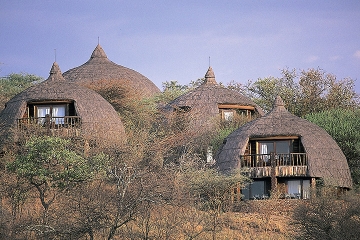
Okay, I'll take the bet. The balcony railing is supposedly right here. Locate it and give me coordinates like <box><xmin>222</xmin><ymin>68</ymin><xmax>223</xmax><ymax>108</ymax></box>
<box><xmin>17</xmin><ymin>116</ymin><xmax>81</xmax><ymax>130</ymax></box>
<box><xmin>241</xmin><ymin>153</ymin><xmax>307</xmax><ymax>168</ymax></box>
<box><xmin>240</xmin><ymin>153</ymin><xmax>308</xmax><ymax>178</ymax></box>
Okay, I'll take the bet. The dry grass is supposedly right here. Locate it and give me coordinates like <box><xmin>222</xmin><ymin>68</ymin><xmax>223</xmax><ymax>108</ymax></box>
<box><xmin>211</xmin><ymin>199</ymin><xmax>300</xmax><ymax>240</ymax></box>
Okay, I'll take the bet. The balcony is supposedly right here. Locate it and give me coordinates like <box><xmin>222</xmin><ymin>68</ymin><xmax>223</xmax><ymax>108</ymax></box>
<box><xmin>240</xmin><ymin>153</ymin><xmax>308</xmax><ymax>178</ymax></box>
<box><xmin>17</xmin><ymin>116</ymin><xmax>81</xmax><ymax>137</ymax></box>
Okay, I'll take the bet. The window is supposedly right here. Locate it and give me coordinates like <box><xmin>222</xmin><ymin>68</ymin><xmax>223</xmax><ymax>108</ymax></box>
<box><xmin>36</xmin><ymin>105</ymin><xmax>66</xmax><ymax>124</ymax></box>
<box><xmin>218</xmin><ymin>104</ymin><xmax>256</xmax><ymax>121</ymax></box>
<box><xmin>258</xmin><ymin>140</ymin><xmax>290</xmax><ymax>155</ymax></box>
<box><xmin>24</xmin><ymin>100</ymin><xmax>77</xmax><ymax>125</ymax></box>
<box><xmin>223</xmin><ymin>110</ymin><xmax>234</xmax><ymax>121</ymax></box>
<box><xmin>257</xmin><ymin>140</ymin><xmax>290</xmax><ymax>165</ymax></box>
<box><xmin>286</xmin><ymin>179</ymin><xmax>310</xmax><ymax>199</ymax></box>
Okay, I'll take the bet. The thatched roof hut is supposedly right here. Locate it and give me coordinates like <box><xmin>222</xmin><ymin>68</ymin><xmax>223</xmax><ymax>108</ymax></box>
<box><xmin>216</xmin><ymin>96</ymin><xmax>352</xmax><ymax>189</ymax></box>
<box><xmin>0</xmin><ymin>62</ymin><xmax>126</xmax><ymax>149</ymax></box>
<box><xmin>165</xmin><ymin>67</ymin><xmax>264</xmax><ymax>130</ymax></box>
<box><xmin>63</xmin><ymin>44</ymin><xmax>160</xmax><ymax>99</ymax></box>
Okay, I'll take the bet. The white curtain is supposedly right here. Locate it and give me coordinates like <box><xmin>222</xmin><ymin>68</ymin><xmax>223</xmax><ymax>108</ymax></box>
<box><xmin>52</xmin><ymin>105</ymin><xmax>66</xmax><ymax>124</ymax></box>
<box><xmin>36</xmin><ymin>105</ymin><xmax>66</xmax><ymax>124</ymax></box>
<box><xmin>287</xmin><ymin>180</ymin><xmax>301</xmax><ymax>194</ymax></box>
<box><xmin>260</xmin><ymin>143</ymin><xmax>269</xmax><ymax>163</ymax></box>
<box><xmin>223</xmin><ymin>111</ymin><xmax>234</xmax><ymax>121</ymax></box>
<box><xmin>302</xmin><ymin>180</ymin><xmax>310</xmax><ymax>199</ymax></box>
<box><xmin>37</xmin><ymin>106</ymin><xmax>50</xmax><ymax>124</ymax></box>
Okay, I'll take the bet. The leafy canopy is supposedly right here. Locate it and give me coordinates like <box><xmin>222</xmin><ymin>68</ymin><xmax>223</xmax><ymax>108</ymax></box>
<box><xmin>7</xmin><ymin>136</ymin><xmax>92</xmax><ymax>189</ymax></box>
<box><xmin>245</xmin><ymin>68</ymin><xmax>359</xmax><ymax>116</ymax></box>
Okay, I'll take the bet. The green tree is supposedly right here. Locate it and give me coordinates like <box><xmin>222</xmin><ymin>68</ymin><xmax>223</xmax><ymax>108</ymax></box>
<box><xmin>245</xmin><ymin>68</ymin><xmax>359</xmax><ymax>116</ymax></box>
<box><xmin>305</xmin><ymin>109</ymin><xmax>360</xmax><ymax>186</ymax></box>
<box><xmin>6</xmin><ymin>136</ymin><xmax>92</xmax><ymax>224</ymax></box>
<box><xmin>0</xmin><ymin>73</ymin><xmax>43</xmax><ymax>111</ymax></box>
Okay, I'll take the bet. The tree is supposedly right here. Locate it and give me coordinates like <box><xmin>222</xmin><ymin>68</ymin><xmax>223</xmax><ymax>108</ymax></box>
<box><xmin>305</xmin><ymin>109</ymin><xmax>360</xmax><ymax>186</ymax></box>
<box><xmin>0</xmin><ymin>73</ymin><xmax>43</xmax><ymax>111</ymax></box>
<box><xmin>245</xmin><ymin>68</ymin><xmax>359</xmax><ymax>116</ymax></box>
<box><xmin>183</xmin><ymin>168</ymin><xmax>249</xmax><ymax>240</ymax></box>
<box><xmin>6</xmin><ymin>136</ymin><xmax>92</xmax><ymax>225</ymax></box>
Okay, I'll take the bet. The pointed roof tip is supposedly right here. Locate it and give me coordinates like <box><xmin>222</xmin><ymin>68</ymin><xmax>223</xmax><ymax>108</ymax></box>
<box><xmin>91</xmin><ymin>44</ymin><xmax>108</xmax><ymax>59</ymax></box>
<box><xmin>204</xmin><ymin>66</ymin><xmax>217</xmax><ymax>85</ymax></box>
<box><xmin>47</xmin><ymin>62</ymin><xmax>65</xmax><ymax>81</ymax></box>
<box><xmin>274</xmin><ymin>95</ymin><xmax>285</xmax><ymax>106</ymax></box>
<box><xmin>50</xmin><ymin>62</ymin><xmax>62</xmax><ymax>75</ymax></box>
<box><xmin>272</xmin><ymin>95</ymin><xmax>287</xmax><ymax>111</ymax></box>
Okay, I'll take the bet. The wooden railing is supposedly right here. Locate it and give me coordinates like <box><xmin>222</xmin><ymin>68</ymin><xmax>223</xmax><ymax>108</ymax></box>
<box><xmin>240</xmin><ymin>153</ymin><xmax>308</xmax><ymax>178</ymax></box>
<box><xmin>17</xmin><ymin>116</ymin><xmax>81</xmax><ymax>130</ymax></box>
<box><xmin>241</xmin><ymin>153</ymin><xmax>307</xmax><ymax>168</ymax></box>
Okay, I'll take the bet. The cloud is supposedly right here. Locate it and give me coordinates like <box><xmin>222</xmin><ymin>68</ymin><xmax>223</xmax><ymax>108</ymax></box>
<box><xmin>354</xmin><ymin>50</ymin><xmax>360</xmax><ymax>59</ymax></box>
<box><xmin>306</xmin><ymin>55</ymin><xmax>319</xmax><ymax>63</ymax></box>
<box><xmin>329</xmin><ymin>55</ymin><xmax>342</xmax><ymax>61</ymax></box>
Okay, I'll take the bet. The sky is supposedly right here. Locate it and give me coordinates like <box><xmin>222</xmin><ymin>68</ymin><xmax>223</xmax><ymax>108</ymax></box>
<box><xmin>1</xmin><ymin>0</ymin><xmax>360</xmax><ymax>93</ymax></box>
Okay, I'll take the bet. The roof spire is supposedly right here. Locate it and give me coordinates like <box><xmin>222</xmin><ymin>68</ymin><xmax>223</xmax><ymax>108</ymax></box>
<box><xmin>204</xmin><ymin>66</ymin><xmax>217</xmax><ymax>85</ymax></box>
<box><xmin>47</xmin><ymin>62</ymin><xmax>65</xmax><ymax>82</ymax></box>
<box><xmin>272</xmin><ymin>95</ymin><xmax>286</xmax><ymax>111</ymax></box>
<box><xmin>91</xmin><ymin>44</ymin><xmax>108</xmax><ymax>59</ymax></box>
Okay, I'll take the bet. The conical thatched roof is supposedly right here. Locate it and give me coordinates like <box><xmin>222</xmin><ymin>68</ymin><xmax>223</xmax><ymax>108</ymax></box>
<box><xmin>165</xmin><ymin>67</ymin><xmax>264</xmax><ymax>128</ymax></box>
<box><xmin>0</xmin><ymin>62</ymin><xmax>126</xmax><ymax>148</ymax></box>
<box><xmin>216</xmin><ymin>96</ymin><xmax>352</xmax><ymax>188</ymax></box>
<box><xmin>63</xmin><ymin>44</ymin><xmax>160</xmax><ymax>98</ymax></box>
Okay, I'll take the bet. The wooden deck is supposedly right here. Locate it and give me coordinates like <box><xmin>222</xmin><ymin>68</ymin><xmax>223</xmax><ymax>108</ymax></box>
<box><xmin>242</xmin><ymin>166</ymin><xmax>308</xmax><ymax>178</ymax></box>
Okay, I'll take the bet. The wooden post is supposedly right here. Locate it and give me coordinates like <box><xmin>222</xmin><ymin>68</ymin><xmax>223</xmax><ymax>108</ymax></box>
<box><xmin>311</xmin><ymin>177</ymin><xmax>316</xmax><ymax>199</ymax></box>
<box><xmin>270</xmin><ymin>152</ymin><xmax>277</xmax><ymax>196</ymax></box>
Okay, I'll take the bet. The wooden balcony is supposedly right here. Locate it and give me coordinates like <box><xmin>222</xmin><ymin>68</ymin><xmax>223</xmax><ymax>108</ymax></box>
<box><xmin>17</xmin><ymin>116</ymin><xmax>81</xmax><ymax>137</ymax></box>
<box><xmin>240</xmin><ymin>153</ymin><xmax>308</xmax><ymax>178</ymax></box>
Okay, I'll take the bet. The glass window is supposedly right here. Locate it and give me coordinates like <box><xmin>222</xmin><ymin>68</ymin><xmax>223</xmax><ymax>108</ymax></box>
<box><xmin>258</xmin><ymin>140</ymin><xmax>290</xmax><ymax>154</ymax></box>
<box><xmin>52</xmin><ymin>105</ymin><xmax>66</xmax><ymax>124</ymax></box>
<box><xmin>35</xmin><ymin>105</ymin><xmax>66</xmax><ymax>124</ymax></box>
<box><xmin>276</xmin><ymin>141</ymin><xmax>290</xmax><ymax>154</ymax></box>
<box><xmin>223</xmin><ymin>110</ymin><xmax>234</xmax><ymax>121</ymax></box>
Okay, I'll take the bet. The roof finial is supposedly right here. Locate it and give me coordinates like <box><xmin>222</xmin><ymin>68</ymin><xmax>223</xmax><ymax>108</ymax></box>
<box><xmin>54</xmin><ymin>49</ymin><xmax>57</xmax><ymax>62</ymax></box>
<box><xmin>98</xmin><ymin>36</ymin><xmax>100</xmax><ymax>45</ymax></box>
<box><xmin>204</xmin><ymin>66</ymin><xmax>217</xmax><ymax>85</ymax></box>
<box><xmin>209</xmin><ymin>56</ymin><xmax>211</xmax><ymax>67</ymax></box>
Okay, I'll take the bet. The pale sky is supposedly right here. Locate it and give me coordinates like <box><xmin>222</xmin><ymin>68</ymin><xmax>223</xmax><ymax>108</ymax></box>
<box><xmin>1</xmin><ymin>0</ymin><xmax>360</xmax><ymax>93</ymax></box>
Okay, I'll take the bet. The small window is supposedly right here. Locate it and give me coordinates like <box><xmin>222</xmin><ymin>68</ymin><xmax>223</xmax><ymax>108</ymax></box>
<box><xmin>223</xmin><ymin>110</ymin><xmax>234</xmax><ymax>121</ymax></box>
<box><xmin>177</xmin><ymin>106</ymin><xmax>191</xmax><ymax>113</ymax></box>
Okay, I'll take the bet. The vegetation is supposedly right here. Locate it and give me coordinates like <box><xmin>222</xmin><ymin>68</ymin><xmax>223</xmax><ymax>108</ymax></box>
<box><xmin>245</xmin><ymin>68</ymin><xmax>359</xmax><ymax>116</ymax></box>
<box><xmin>0</xmin><ymin>73</ymin><xmax>43</xmax><ymax>111</ymax></box>
<box><xmin>292</xmin><ymin>188</ymin><xmax>360</xmax><ymax>240</ymax></box>
<box><xmin>0</xmin><ymin>68</ymin><xmax>360</xmax><ymax>239</ymax></box>
<box><xmin>305</xmin><ymin>109</ymin><xmax>360</xmax><ymax>186</ymax></box>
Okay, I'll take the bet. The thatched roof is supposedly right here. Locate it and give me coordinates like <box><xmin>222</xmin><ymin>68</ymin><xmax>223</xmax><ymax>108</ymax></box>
<box><xmin>165</xmin><ymin>67</ymin><xmax>264</xmax><ymax>128</ymax></box>
<box><xmin>216</xmin><ymin>96</ymin><xmax>352</xmax><ymax>188</ymax></box>
<box><xmin>0</xmin><ymin>62</ymin><xmax>126</xmax><ymax>148</ymax></box>
<box><xmin>62</xmin><ymin>44</ymin><xmax>160</xmax><ymax>98</ymax></box>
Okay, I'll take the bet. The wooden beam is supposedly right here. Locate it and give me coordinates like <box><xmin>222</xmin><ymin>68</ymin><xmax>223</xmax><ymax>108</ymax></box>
<box><xmin>218</xmin><ymin>104</ymin><xmax>255</xmax><ymax>110</ymax></box>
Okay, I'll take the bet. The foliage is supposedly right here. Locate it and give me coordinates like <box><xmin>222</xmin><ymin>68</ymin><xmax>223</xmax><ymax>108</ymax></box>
<box><xmin>0</xmin><ymin>73</ymin><xmax>43</xmax><ymax>111</ymax></box>
<box><xmin>6</xmin><ymin>136</ymin><xmax>93</xmax><ymax>225</ymax></box>
<box><xmin>305</xmin><ymin>109</ymin><xmax>360</xmax><ymax>186</ymax></box>
<box><xmin>245</xmin><ymin>68</ymin><xmax>359</xmax><ymax>116</ymax></box>
<box><xmin>292</xmin><ymin>190</ymin><xmax>360</xmax><ymax>240</ymax></box>
<box><xmin>7</xmin><ymin>136</ymin><xmax>92</xmax><ymax>189</ymax></box>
